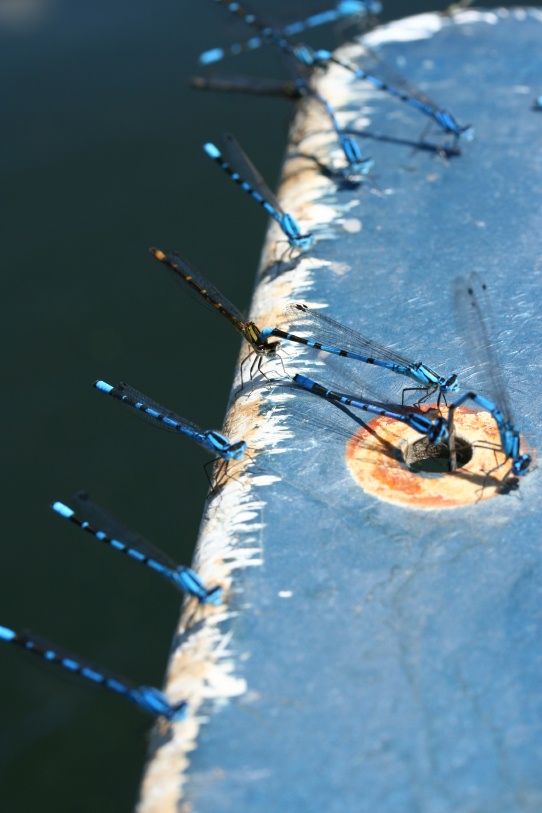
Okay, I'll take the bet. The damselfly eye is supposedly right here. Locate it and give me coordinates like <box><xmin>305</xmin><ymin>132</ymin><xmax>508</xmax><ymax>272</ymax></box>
<box><xmin>229</xmin><ymin>441</ymin><xmax>248</xmax><ymax>460</ymax></box>
<box><xmin>444</xmin><ymin>374</ymin><xmax>460</xmax><ymax>391</ymax></box>
<box><xmin>265</xmin><ymin>341</ymin><xmax>280</xmax><ymax>356</ymax></box>
<box><xmin>513</xmin><ymin>454</ymin><xmax>532</xmax><ymax>475</ymax></box>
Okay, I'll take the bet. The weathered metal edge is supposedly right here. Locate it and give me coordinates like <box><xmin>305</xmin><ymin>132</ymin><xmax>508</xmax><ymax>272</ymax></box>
<box><xmin>135</xmin><ymin>8</ymin><xmax>541</xmax><ymax>811</ymax></box>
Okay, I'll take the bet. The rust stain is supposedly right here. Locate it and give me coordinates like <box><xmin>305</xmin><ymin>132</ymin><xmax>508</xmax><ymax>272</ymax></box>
<box><xmin>345</xmin><ymin>407</ymin><xmax>528</xmax><ymax>509</ymax></box>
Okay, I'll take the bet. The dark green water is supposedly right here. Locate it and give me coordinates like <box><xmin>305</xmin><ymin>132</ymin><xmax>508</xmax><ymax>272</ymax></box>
<box><xmin>0</xmin><ymin>1</ymin><xmax>501</xmax><ymax>810</ymax></box>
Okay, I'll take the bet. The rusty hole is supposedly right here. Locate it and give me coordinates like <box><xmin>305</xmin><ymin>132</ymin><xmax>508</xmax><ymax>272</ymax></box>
<box><xmin>403</xmin><ymin>435</ymin><xmax>473</xmax><ymax>474</ymax></box>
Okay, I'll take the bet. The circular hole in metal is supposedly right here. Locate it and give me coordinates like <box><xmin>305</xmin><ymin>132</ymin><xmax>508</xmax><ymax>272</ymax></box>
<box><xmin>403</xmin><ymin>435</ymin><xmax>473</xmax><ymax>474</ymax></box>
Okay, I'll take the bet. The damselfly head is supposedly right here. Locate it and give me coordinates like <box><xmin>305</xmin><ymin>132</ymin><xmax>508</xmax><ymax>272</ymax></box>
<box><xmin>263</xmin><ymin>339</ymin><xmax>280</xmax><ymax>357</ymax></box>
<box><xmin>340</xmin><ymin>136</ymin><xmax>374</xmax><ymax>176</ymax></box>
<box><xmin>135</xmin><ymin>686</ymin><xmax>187</xmax><ymax>720</ymax></box>
<box><xmin>441</xmin><ymin>373</ymin><xmax>460</xmax><ymax>393</ymax></box>
<box><xmin>280</xmin><ymin>214</ymin><xmax>314</xmax><ymax>251</ymax></box>
<box><xmin>313</xmin><ymin>48</ymin><xmax>332</xmax><ymax>66</ymax></box>
<box><xmin>227</xmin><ymin>440</ymin><xmax>248</xmax><ymax>461</ymax></box>
<box><xmin>151</xmin><ymin>691</ymin><xmax>187</xmax><ymax>721</ymax></box>
<box><xmin>244</xmin><ymin>323</ymin><xmax>279</xmax><ymax>356</ymax></box>
<box><xmin>169</xmin><ymin>701</ymin><xmax>189</xmax><ymax>722</ymax></box>
<box><xmin>513</xmin><ymin>453</ymin><xmax>532</xmax><ymax>477</ymax></box>
<box><xmin>460</xmin><ymin>124</ymin><xmax>475</xmax><ymax>141</ymax></box>
<box><xmin>297</xmin><ymin>235</ymin><xmax>314</xmax><ymax>252</ymax></box>
<box><xmin>429</xmin><ymin>417</ymin><xmax>448</xmax><ymax>445</ymax></box>
<box><xmin>435</xmin><ymin>110</ymin><xmax>473</xmax><ymax>141</ymax></box>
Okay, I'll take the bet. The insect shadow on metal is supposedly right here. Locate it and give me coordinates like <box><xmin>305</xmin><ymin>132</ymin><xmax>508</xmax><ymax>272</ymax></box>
<box><xmin>311</xmin><ymin>43</ymin><xmax>474</xmax><ymax>153</ymax></box>
<box><xmin>283</xmin><ymin>372</ymin><xmax>507</xmax><ymax>504</ymax></box>
<box><xmin>252</xmin><ymin>373</ymin><xmax>463</xmax><ymax>515</ymax></box>
<box><xmin>252</xmin><ymin>375</ymin><xmax>402</xmax><ymax>512</ymax></box>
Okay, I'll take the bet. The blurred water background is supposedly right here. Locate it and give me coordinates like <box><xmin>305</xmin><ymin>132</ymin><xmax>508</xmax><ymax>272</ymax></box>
<box><xmin>1</xmin><ymin>1</ymin><xmax>509</xmax><ymax>810</ymax></box>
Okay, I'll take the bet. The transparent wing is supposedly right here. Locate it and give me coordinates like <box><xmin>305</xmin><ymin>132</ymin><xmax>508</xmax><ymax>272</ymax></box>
<box><xmin>71</xmin><ymin>492</ymin><xmax>178</xmax><ymax>571</ymax></box>
<box><xmin>453</xmin><ymin>273</ymin><xmax>514</xmax><ymax>422</ymax></box>
<box><xmin>155</xmin><ymin>250</ymin><xmax>249</xmax><ymax>326</ymax></box>
<box><xmin>250</xmin><ymin>378</ymin><xmax>407</xmax><ymax>516</ymax></box>
<box><xmin>355</xmin><ymin>44</ymin><xmax>440</xmax><ymax>110</ymax></box>
<box><xmin>113</xmin><ymin>383</ymin><xmax>205</xmax><ymax>437</ymax></box>
<box><xmin>282</xmin><ymin>304</ymin><xmax>422</xmax><ymax>368</ymax></box>
<box><xmin>222</xmin><ymin>132</ymin><xmax>284</xmax><ymax>215</ymax></box>
<box><xmin>18</xmin><ymin>630</ymin><xmax>139</xmax><ymax>691</ymax></box>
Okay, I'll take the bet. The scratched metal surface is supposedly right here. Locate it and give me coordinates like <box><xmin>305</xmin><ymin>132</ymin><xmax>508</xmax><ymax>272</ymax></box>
<box><xmin>139</xmin><ymin>10</ymin><xmax>542</xmax><ymax>813</ymax></box>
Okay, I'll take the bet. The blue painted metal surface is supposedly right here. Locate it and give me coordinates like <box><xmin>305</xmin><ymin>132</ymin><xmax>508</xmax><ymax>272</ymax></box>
<box><xmin>138</xmin><ymin>10</ymin><xmax>542</xmax><ymax>813</ymax></box>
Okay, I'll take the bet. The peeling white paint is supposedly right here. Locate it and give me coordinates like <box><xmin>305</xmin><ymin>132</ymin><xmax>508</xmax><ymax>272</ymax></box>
<box><xmin>341</xmin><ymin>218</ymin><xmax>363</xmax><ymax>234</ymax></box>
<box><xmin>364</xmin><ymin>13</ymin><xmax>444</xmax><ymax>45</ymax></box>
<box><xmin>363</xmin><ymin>9</ymin><xmax>505</xmax><ymax>48</ymax></box>
<box><xmin>455</xmin><ymin>9</ymin><xmax>500</xmax><ymax>25</ymax></box>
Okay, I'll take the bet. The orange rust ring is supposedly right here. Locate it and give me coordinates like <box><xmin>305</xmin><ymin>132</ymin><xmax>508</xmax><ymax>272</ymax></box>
<box><xmin>345</xmin><ymin>406</ymin><xmax>526</xmax><ymax>509</ymax></box>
